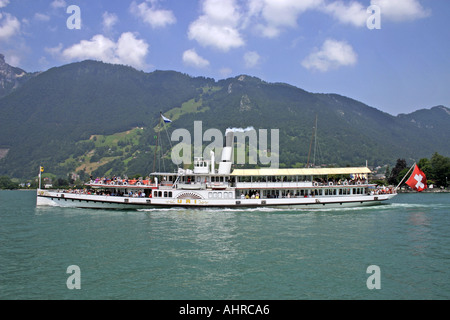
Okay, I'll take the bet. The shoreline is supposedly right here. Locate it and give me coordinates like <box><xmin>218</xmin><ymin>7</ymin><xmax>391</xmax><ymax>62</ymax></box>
<box><xmin>397</xmin><ymin>189</ymin><xmax>449</xmax><ymax>193</ymax></box>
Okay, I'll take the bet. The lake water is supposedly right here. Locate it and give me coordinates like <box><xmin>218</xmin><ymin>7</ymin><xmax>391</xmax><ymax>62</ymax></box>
<box><xmin>0</xmin><ymin>190</ymin><xmax>449</xmax><ymax>300</ymax></box>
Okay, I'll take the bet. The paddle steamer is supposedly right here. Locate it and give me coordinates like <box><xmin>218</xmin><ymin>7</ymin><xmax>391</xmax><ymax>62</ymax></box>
<box><xmin>36</xmin><ymin>130</ymin><xmax>396</xmax><ymax>209</ymax></box>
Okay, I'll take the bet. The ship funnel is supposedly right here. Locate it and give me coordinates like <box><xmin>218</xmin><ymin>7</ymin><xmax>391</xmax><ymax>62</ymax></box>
<box><xmin>225</xmin><ymin>131</ymin><xmax>234</xmax><ymax>148</ymax></box>
<box><xmin>218</xmin><ymin>127</ymin><xmax>253</xmax><ymax>174</ymax></box>
<box><xmin>225</xmin><ymin>127</ymin><xmax>254</xmax><ymax>145</ymax></box>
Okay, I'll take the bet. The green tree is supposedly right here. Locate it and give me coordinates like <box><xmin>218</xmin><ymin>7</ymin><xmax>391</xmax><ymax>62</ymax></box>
<box><xmin>430</xmin><ymin>152</ymin><xmax>450</xmax><ymax>187</ymax></box>
<box><xmin>418</xmin><ymin>157</ymin><xmax>434</xmax><ymax>184</ymax></box>
<box><xmin>0</xmin><ymin>176</ymin><xmax>18</xmax><ymax>189</ymax></box>
<box><xmin>55</xmin><ymin>178</ymin><xmax>69</xmax><ymax>187</ymax></box>
<box><xmin>388</xmin><ymin>159</ymin><xmax>407</xmax><ymax>185</ymax></box>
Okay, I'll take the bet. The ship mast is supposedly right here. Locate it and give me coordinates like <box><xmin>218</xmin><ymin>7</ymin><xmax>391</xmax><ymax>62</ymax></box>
<box><xmin>306</xmin><ymin>115</ymin><xmax>318</xmax><ymax>168</ymax></box>
<box><xmin>152</xmin><ymin>112</ymin><xmax>163</xmax><ymax>173</ymax></box>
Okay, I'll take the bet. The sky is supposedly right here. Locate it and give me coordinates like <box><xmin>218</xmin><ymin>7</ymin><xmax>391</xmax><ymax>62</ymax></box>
<box><xmin>0</xmin><ymin>0</ymin><xmax>449</xmax><ymax>116</ymax></box>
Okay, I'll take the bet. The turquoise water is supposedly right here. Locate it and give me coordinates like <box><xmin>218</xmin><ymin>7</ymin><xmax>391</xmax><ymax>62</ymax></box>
<box><xmin>0</xmin><ymin>190</ymin><xmax>449</xmax><ymax>300</ymax></box>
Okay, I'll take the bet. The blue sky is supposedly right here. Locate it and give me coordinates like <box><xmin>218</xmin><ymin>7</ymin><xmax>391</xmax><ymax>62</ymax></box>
<box><xmin>1</xmin><ymin>0</ymin><xmax>449</xmax><ymax>115</ymax></box>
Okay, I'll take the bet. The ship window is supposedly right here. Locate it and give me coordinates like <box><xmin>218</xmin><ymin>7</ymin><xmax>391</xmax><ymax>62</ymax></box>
<box><xmin>164</xmin><ymin>191</ymin><xmax>168</xmax><ymax>197</ymax></box>
<box><xmin>169</xmin><ymin>192</ymin><xmax>172</xmax><ymax>197</ymax></box>
<box><xmin>158</xmin><ymin>191</ymin><xmax>162</xmax><ymax>197</ymax></box>
<box><xmin>153</xmin><ymin>191</ymin><xmax>158</xmax><ymax>197</ymax></box>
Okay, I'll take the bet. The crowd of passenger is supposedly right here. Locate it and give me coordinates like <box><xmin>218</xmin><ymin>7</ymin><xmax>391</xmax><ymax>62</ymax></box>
<box><xmin>371</xmin><ymin>187</ymin><xmax>396</xmax><ymax>195</ymax></box>
<box><xmin>59</xmin><ymin>188</ymin><xmax>148</xmax><ymax>198</ymax></box>
<box><xmin>313</xmin><ymin>178</ymin><xmax>367</xmax><ymax>185</ymax></box>
<box><xmin>90</xmin><ymin>176</ymin><xmax>154</xmax><ymax>186</ymax></box>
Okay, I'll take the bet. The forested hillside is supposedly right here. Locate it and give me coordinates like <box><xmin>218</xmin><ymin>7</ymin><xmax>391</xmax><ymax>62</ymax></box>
<box><xmin>0</xmin><ymin>60</ymin><xmax>448</xmax><ymax>180</ymax></box>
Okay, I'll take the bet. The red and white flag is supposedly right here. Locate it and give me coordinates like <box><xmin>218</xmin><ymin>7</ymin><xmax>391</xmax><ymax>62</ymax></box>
<box><xmin>405</xmin><ymin>164</ymin><xmax>427</xmax><ymax>192</ymax></box>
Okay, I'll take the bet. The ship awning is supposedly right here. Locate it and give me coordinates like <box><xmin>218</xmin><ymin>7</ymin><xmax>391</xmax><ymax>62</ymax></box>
<box><xmin>230</xmin><ymin>167</ymin><xmax>372</xmax><ymax>177</ymax></box>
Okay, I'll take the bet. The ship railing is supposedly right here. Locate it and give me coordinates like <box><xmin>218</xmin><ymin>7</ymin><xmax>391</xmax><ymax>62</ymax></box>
<box><xmin>235</xmin><ymin>180</ymin><xmax>370</xmax><ymax>189</ymax></box>
<box><xmin>316</xmin><ymin>180</ymin><xmax>368</xmax><ymax>187</ymax></box>
<box><xmin>207</xmin><ymin>182</ymin><xmax>229</xmax><ymax>189</ymax></box>
<box><xmin>88</xmin><ymin>180</ymin><xmax>161</xmax><ymax>187</ymax></box>
<box><xmin>236</xmin><ymin>182</ymin><xmax>313</xmax><ymax>189</ymax></box>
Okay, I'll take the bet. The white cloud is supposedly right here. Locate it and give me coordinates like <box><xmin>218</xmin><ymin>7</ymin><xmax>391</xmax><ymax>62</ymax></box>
<box><xmin>246</xmin><ymin>0</ymin><xmax>431</xmax><ymax>37</ymax></box>
<box><xmin>219</xmin><ymin>67</ymin><xmax>233</xmax><ymax>77</ymax></box>
<box><xmin>45</xmin><ymin>43</ymin><xmax>63</xmax><ymax>56</ymax></box>
<box><xmin>322</xmin><ymin>1</ymin><xmax>367</xmax><ymax>27</ymax></box>
<box><xmin>322</xmin><ymin>0</ymin><xmax>430</xmax><ymax>27</ymax></box>
<box><xmin>61</xmin><ymin>35</ymin><xmax>116</xmax><ymax>61</ymax></box>
<box><xmin>0</xmin><ymin>0</ymin><xmax>10</xmax><ymax>8</ymax></box>
<box><xmin>6</xmin><ymin>53</ymin><xmax>20</xmax><ymax>66</ymax></box>
<box><xmin>244</xmin><ymin>51</ymin><xmax>260</xmax><ymax>68</ymax></box>
<box><xmin>247</xmin><ymin>0</ymin><xmax>322</xmax><ymax>38</ymax></box>
<box><xmin>51</xmin><ymin>0</ymin><xmax>66</xmax><ymax>9</ymax></box>
<box><xmin>0</xmin><ymin>12</ymin><xmax>20</xmax><ymax>42</ymax></box>
<box><xmin>130</xmin><ymin>0</ymin><xmax>176</xmax><ymax>29</ymax></box>
<box><xmin>188</xmin><ymin>0</ymin><xmax>244</xmax><ymax>51</ymax></box>
<box><xmin>54</xmin><ymin>32</ymin><xmax>149</xmax><ymax>70</ymax></box>
<box><xmin>115</xmin><ymin>32</ymin><xmax>149</xmax><ymax>69</ymax></box>
<box><xmin>371</xmin><ymin>0</ymin><xmax>431</xmax><ymax>22</ymax></box>
<box><xmin>254</xmin><ymin>24</ymin><xmax>281</xmax><ymax>38</ymax></box>
<box><xmin>182</xmin><ymin>49</ymin><xmax>210</xmax><ymax>68</ymax></box>
<box><xmin>102</xmin><ymin>12</ymin><xmax>118</xmax><ymax>32</ymax></box>
<box><xmin>260</xmin><ymin>0</ymin><xmax>321</xmax><ymax>27</ymax></box>
<box><xmin>302</xmin><ymin>39</ymin><xmax>357</xmax><ymax>72</ymax></box>
<box><xmin>34</xmin><ymin>13</ymin><xmax>51</xmax><ymax>22</ymax></box>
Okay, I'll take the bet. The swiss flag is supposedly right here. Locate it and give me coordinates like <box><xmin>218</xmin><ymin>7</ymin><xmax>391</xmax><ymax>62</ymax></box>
<box><xmin>405</xmin><ymin>164</ymin><xmax>427</xmax><ymax>192</ymax></box>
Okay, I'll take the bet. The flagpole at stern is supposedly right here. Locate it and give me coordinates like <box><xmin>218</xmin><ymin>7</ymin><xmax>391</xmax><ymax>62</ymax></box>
<box><xmin>153</xmin><ymin>112</ymin><xmax>163</xmax><ymax>173</ymax></box>
<box><xmin>38</xmin><ymin>166</ymin><xmax>44</xmax><ymax>190</ymax></box>
<box><xmin>395</xmin><ymin>163</ymin><xmax>416</xmax><ymax>191</ymax></box>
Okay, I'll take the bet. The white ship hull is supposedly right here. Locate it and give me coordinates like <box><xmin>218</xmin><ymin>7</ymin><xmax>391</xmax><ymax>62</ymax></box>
<box><xmin>36</xmin><ymin>129</ymin><xmax>398</xmax><ymax>211</ymax></box>
<box><xmin>36</xmin><ymin>189</ymin><xmax>396</xmax><ymax>210</ymax></box>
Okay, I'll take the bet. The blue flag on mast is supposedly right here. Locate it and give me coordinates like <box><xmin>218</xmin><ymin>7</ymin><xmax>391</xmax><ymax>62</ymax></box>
<box><xmin>161</xmin><ymin>114</ymin><xmax>172</xmax><ymax>123</ymax></box>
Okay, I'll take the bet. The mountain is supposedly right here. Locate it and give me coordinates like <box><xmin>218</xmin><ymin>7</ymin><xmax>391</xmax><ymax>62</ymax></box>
<box><xmin>0</xmin><ymin>59</ymin><xmax>448</xmax><ymax>180</ymax></box>
<box><xmin>0</xmin><ymin>54</ymin><xmax>37</xmax><ymax>98</ymax></box>
<box><xmin>0</xmin><ymin>60</ymin><xmax>214</xmax><ymax>178</ymax></box>
<box><xmin>397</xmin><ymin>105</ymin><xmax>450</xmax><ymax>139</ymax></box>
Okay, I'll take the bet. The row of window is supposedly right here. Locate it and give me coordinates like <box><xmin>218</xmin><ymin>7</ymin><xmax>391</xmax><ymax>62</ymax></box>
<box><xmin>153</xmin><ymin>191</ymin><xmax>173</xmax><ymax>198</ymax></box>
<box><xmin>151</xmin><ymin>188</ymin><xmax>366</xmax><ymax>199</ymax></box>
<box><xmin>208</xmin><ymin>192</ymin><xmax>234</xmax><ymax>199</ymax></box>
